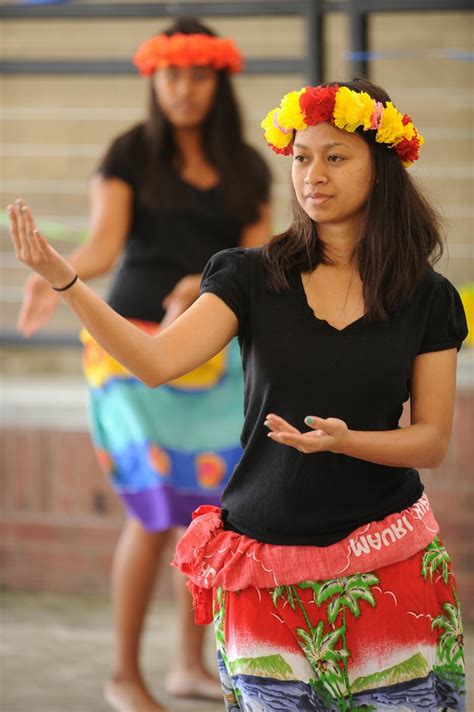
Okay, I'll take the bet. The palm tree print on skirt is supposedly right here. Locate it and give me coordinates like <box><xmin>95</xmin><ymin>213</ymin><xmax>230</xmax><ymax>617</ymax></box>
<box><xmin>212</xmin><ymin>540</ymin><xmax>466</xmax><ymax>711</ymax></box>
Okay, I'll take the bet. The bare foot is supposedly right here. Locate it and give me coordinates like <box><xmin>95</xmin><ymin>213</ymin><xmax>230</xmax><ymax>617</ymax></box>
<box><xmin>104</xmin><ymin>675</ymin><xmax>167</xmax><ymax>712</ymax></box>
<box><xmin>164</xmin><ymin>668</ymin><xmax>223</xmax><ymax>701</ymax></box>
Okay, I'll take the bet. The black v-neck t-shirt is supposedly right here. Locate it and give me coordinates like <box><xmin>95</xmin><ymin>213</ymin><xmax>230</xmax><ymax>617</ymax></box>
<box><xmin>200</xmin><ymin>247</ymin><xmax>468</xmax><ymax>546</ymax></box>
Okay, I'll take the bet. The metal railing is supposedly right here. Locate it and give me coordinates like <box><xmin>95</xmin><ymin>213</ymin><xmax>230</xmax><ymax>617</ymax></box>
<box><xmin>1</xmin><ymin>1</ymin><xmax>472</xmax><ymax>83</ymax></box>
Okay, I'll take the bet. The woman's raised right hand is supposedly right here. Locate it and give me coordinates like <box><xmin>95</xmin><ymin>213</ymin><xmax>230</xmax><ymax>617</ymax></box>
<box><xmin>8</xmin><ymin>199</ymin><xmax>77</xmax><ymax>336</ymax></box>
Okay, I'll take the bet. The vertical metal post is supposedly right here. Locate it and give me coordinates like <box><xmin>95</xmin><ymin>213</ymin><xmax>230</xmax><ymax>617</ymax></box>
<box><xmin>349</xmin><ymin>3</ymin><xmax>369</xmax><ymax>79</ymax></box>
<box><xmin>305</xmin><ymin>0</ymin><xmax>324</xmax><ymax>85</ymax></box>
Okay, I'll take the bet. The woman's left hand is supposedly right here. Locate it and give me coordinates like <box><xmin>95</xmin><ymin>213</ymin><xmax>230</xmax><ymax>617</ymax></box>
<box><xmin>161</xmin><ymin>274</ymin><xmax>201</xmax><ymax>329</ymax></box>
<box><xmin>264</xmin><ymin>413</ymin><xmax>349</xmax><ymax>454</ymax></box>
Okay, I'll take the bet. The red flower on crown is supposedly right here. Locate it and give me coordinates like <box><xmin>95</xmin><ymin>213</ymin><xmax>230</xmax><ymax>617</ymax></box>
<box><xmin>394</xmin><ymin>114</ymin><xmax>422</xmax><ymax>165</ymax></box>
<box><xmin>299</xmin><ymin>84</ymin><xmax>339</xmax><ymax>125</ymax></box>
<box><xmin>272</xmin><ymin>144</ymin><xmax>294</xmax><ymax>156</ymax></box>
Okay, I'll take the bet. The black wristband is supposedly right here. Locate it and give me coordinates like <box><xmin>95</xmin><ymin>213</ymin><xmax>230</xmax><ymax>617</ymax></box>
<box><xmin>51</xmin><ymin>274</ymin><xmax>79</xmax><ymax>292</ymax></box>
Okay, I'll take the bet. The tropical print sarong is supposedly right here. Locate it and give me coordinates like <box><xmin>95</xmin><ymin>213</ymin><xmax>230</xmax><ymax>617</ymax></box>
<box><xmin>213</xmin><ymin>539</ymin><xmax>465</xmax><ymax>711</ymax></box>
<box><xmin>81</xmin><ymin>321</ymin><xmax>243</xmax><ymax>531</ymax></box>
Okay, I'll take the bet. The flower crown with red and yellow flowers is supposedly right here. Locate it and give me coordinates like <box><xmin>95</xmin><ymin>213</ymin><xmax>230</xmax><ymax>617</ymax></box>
<box><xmin>134</xmin><ymin>33</ymin><xmax>243</xmax><ymax>76</ymax></box>
<box><xmin>261</xmin><ymin>84</ymin><xmax>423</xmax><ymax>167</ymax></box>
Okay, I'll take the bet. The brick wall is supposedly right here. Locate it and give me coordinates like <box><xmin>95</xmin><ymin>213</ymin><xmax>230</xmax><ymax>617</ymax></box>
<box><xmin>0</xmin><ymin>429</ymin><xmax>123</xmax><ymax>593</ymax></box>
<box><xmin>1</xmin><ymin>388</ymin><xmax>473</xmax><ymax>621</ymax></box>
<box><xmin>421</xmin><ymin>389</ymin><xmax>474</xmax><ymax>623</ymax></box>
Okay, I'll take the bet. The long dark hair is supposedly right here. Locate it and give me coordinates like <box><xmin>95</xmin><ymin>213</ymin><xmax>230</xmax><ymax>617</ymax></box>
<box><xmin>262</xmin><ymin>78</ymin><xmax>444</xmax><ymax>320</ymax></box>
<box><xmin>138</xmin><ymin>17</ymin><xmax>269</xmax><ymax>224</ymax></box>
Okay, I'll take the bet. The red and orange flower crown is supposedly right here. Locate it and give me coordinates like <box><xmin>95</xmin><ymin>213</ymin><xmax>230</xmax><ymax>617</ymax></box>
<box><xmin>261</xmin><ymin>84</ymin><xmax>423</xmax><ymax>167</ymax></box>
<box><xmin>134</xmin><ymin>32</ymin><xmax>243</xmax><ymax>76</ymax></box>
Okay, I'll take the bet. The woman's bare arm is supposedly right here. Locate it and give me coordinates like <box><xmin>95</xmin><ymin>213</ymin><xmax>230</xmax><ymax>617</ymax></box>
<box><xmin>8</xmin><ymin>199</ymin><xmax>238</xmax><ymax>387</ymax></box>
<box><xmin>17</xmin><ymin>177</ymin><xmax>131</xmax><ymax>336</ymax></box>
<box><xmin>63</xmin><ymin>283</ymin><xmax>238</xmax><ymax>386</ymax></box>
<box><xmin>265</xmin><ymin>348</ymin><xmax>457</xmax><ymax>470</ymax></box>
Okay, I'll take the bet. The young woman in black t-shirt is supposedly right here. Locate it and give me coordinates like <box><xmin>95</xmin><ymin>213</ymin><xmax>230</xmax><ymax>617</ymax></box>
<box><xmin>13</xmin><ymin>18</ymin><xmax>270</xmax><ymax>712</ymax></box>
<box><xmin>9</xmin><ymin>78</ymin><xmax>468</xmax><ymax>711</ymax></box>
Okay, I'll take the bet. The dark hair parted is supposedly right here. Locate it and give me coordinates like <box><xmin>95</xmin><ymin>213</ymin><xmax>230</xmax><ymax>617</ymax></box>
<box><xmin>262</xmin><ymin>78</ymin><xmax>444</xmax><ymax>320</ymax></box>
<box><xmin>138</xmin><ymin>17</ymin><xmax>270</xmax><ymax>224</ymax></box>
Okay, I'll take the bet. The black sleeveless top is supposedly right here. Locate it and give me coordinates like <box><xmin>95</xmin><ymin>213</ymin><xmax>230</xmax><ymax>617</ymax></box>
<box><xmin>98</xmin><ymin>125</ymin><xmax>259</xmax><ymax>323</ymax></box>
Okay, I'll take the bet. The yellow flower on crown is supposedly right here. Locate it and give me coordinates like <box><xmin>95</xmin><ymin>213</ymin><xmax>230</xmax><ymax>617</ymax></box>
<box><xmin>277</xmin><ymin>89</ymin><xmax>307</xmax><ymax>131</ymax></box>
<box><xmin>333</xmin><ymin>86</ymin><xmax>375</xmax><ymax>133</ymax></box>
<box><xmin>261</xmin><ymin>108</ymin><xmax>293</xmax><ymax>150</ymax></box>
<box><xmin>400</xmin><ymin>119</ymin><xmax>416</xmax><ymax>144</ymax></box>
<box><xmin>376</xmin><ymin>101</ymin><xmax>406</xmax><ymax>146</ymax></box>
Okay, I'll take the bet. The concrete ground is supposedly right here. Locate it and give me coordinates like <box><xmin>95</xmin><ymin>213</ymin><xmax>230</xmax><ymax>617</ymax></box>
<box><xmin>0</xmin><ymin>591</ymin><xmax>222</xmax><ymax>712</ymax></box>
<box><xmin>1</xmin><ymin>591</ymin><xmax>473</xmax><ymax>712</ymax></box>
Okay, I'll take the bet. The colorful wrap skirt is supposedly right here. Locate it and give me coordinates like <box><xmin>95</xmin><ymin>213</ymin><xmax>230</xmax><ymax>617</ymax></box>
<box><xmin>81</xmin><ymin>321</ymin><xmax>243</xmax><ymax>531</ymax></box>
<box><xmin>174</xmin><ymin>497</ymin><xmax>466</xmax><ymax>711</ymax></box>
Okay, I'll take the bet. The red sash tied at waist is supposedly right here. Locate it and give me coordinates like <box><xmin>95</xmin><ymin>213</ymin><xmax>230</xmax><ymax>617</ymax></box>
<box><xmin>172</xmin><ymin>494</ymin><xmax>439</xmax><ymax>624</ymax></box>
